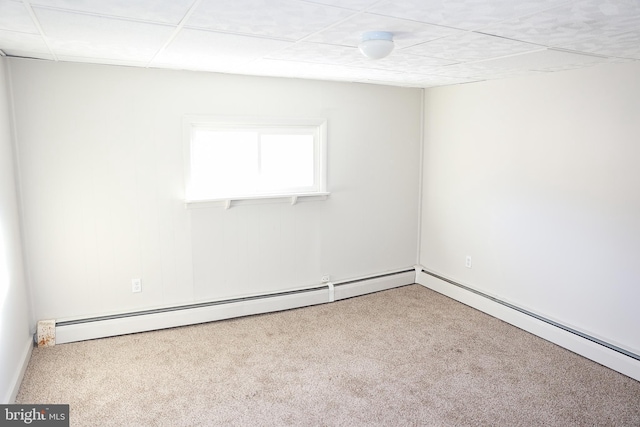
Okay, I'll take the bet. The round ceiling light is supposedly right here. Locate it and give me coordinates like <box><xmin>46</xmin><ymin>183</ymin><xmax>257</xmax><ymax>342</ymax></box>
<box><xmin>358</xmin><ymin>31</ymin><xmax>394</xmax><ymax>60</ymax></box>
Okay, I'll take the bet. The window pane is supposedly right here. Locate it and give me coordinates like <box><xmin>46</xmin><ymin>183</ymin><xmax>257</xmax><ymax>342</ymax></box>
<box><xmin>260</xmin><ymin>134</ymin><xmax>314</xmax><ymax>190</ymax></box>
<box><xmin>191</xmin><ymin>130</ymin><xmax>258</xmax><ymax>197</ymax></box>
<box><xmin>185</xmin><ymin>118</ymin><xmax>326</xmax><ymax>201</ymax></box>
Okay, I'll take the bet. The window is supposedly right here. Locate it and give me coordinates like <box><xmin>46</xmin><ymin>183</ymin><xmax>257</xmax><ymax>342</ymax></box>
<box><xmin>184</xmin><ymin>116</ymin><xmax>327</xmax><ymax>206</ymax></box>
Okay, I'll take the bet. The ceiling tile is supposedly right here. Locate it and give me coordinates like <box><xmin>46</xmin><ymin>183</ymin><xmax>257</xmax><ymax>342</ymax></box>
<box><xmin>558</xmin><ymin>30</ymin><xmax>640</xmax><ymax>60</ymax></box>
<box><xmin>0</xmin><ymin>0</ymin><xmax>636</xmax><ymax>89</ymax></box>
<box><xmin>349</xmin><ymin>51</ymin><xmax>455</xmax><ymax>73</ymax></box>
<box><xmin>347</xmin><ymin>70</ymin><xmax>483</xmax><ymax>88</ymax></box>
<box><xmin>186</xmin><ymin>0</ymin><xmax>355</xmax><ymax>41</ymax></box>
<box><xmin>426</xmin><ymin>49</ymin><xmax>617</xmax><ymax>81</ymax></box>
<box><xmin>367</xmin><ymin>0</ymin><xmax>570</xmax><ymax>30</ymax></box>
<box><xmin>427</xmin><ymin>62</ymin><xmax>484</xmax><ymax>79</ymax></box>
<box><xmin>301</xmin><ymin>0</ymin><xmax>381</xmax><ymax>10</ymax></box>
<box><xmin>305</xmin><ymin>12</ymin><xmax>462</xmax><ymax>49</ymax></box>
<box><xmin>0</xmin><ymin>29</ymin><xmax>50</xmax><ymax>54</ymax></box>
<box><xmin>243</xmin><ymin>59</ymin><xmax>336</xmax><ymax>79</ymax></box>
<box><xmin>429</xmin><ymin>61</ymin><xmax>546</xmax><ymax>80</ymax></box>
<box><xmin>402</xmin><ymin>32</ymin><xmax>540</xmax><ymax>62</ymax></box>
<box><xmin>465</xmin><ymin>48</ymin><xmax>612</xmax><ymax>75</ymax></box>
<box><xmin>312</xmin><ymin>65</ymin><xmax>407</xmax><ymax>83</ymax></box>
<box><xmin>482</xmin><ymin>0</ymin><xmax>640</xmax><ymax>47</ymax></box>
<box><xmin>33</xmin><ymin>7</ymin><xmax>175</xmax><ymax>62</ymax></box>
<box><xmin>152</xmin><ymin>28</ymin><xmax>293</xmax><ymax>72</ymax></box>
<box><xmin>237</xmin><ymin>58</ymin><xmax>315</xmax><ymax>78</ymax></box>
<box><xmin>27</xmin><ymin>0</ymin><xmax>196</xmax><ymax>25</ymax></box>
<box><xmin>265</xmin><ymin>42</ymin><xmax>360</xmax><ymax>65</ymax></box>
<box><xmin>0</xmin><ymin>0</ymin><xmax>38</xmax><ymax>33</ymax></box>
<box><xmin>244</xmin><ymin>58</ymin><xmax>406</xmax><ymax>83</ymax></box>
<box><xmin>397</xmin><ymin>73</ymin><xmax>481</xmax><ymax>87</ymax></box>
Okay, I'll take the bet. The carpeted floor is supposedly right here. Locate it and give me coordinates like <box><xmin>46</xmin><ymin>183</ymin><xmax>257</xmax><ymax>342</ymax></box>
<box><xmin>16</xmin><ymin>285</ymin><xmax>640</xmax><ymax>426</ymax></box>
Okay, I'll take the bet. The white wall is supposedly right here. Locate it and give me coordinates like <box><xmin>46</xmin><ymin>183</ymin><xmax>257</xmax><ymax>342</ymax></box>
<box><xmin>421</xmin><ymin>62</ymin><xmax>640</xmax><ymax>355</ymax></box>
<box><xmin>9</xmin><ymin>58</ymin><xmax>422</xmax><ymax>322</ymax></box>
<box><xmin>0</xmin><ymin>57</ymin><xmax>33</xmax><ymax>402</ymax></box>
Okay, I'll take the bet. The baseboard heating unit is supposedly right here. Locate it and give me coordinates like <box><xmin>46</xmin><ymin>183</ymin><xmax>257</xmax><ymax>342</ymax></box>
<box><xmin>415</xmin><ymin>268</ymin><xmax>640</xmax><ymax>382</ymax></box>
<box><xmin>50</xmin><ymin>268</ymin><xmax>415</xmax><ymax>345</ymax></box>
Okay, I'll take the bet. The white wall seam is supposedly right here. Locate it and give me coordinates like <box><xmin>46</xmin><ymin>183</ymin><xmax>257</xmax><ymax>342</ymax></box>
<box><xmin>415</xmin><ymin>87</ymin><xmax>425</xmax><ymax>267</ymax></box>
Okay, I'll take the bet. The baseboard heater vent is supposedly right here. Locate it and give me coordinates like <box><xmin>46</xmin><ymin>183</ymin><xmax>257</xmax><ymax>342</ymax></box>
<box><xmin>52</xmin><ymin>268</ymin><xmax>415</xmax><ymax>345</ymax></box>
<box><xmin>417</xmin><ymin>268</ymin><xmax>640</xmax><ymax>381</ymax></box>
<box><xmin>421</xmin><ymin>269</ymin><xmax>639</xmax><ymax>362</ymax></box>
<box><xmin>56</xmin><ymin>286</ymin><xmax>327</xmax><ymax>327</ymax></box>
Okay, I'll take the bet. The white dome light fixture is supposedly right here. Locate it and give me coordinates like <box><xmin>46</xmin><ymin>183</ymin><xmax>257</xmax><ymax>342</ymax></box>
<box><xmin>358</xmin><ymin>31</ymin><xmax>394</xmax><ymax>60</ymax></box>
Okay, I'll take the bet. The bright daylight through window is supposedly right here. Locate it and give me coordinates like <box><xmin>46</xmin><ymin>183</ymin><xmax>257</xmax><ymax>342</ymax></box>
<box><xmin>184</xmin><ymin>117</ymin><xmax>327</xmax><ymax>204</ymax></box>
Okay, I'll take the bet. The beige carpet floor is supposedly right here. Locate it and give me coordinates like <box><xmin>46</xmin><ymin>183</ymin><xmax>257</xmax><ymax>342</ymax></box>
<box><xmin>17</xmin><ymin>284</ymin><xmax>640</xmax><ymax>426</ymax></box>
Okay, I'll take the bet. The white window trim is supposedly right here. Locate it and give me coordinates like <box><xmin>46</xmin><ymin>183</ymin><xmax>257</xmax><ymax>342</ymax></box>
<box><xmin>183</xmin><ymin>115</ymin><xmax>329</xmax><ymax>209</ymax></box>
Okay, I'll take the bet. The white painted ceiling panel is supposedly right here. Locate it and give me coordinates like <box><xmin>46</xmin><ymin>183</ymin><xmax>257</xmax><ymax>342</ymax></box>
<box><xmin>0</xmin><ymin>0</ymin><xmax>38</xmax><ymax>33</ymax></box>
<box><xmin>152</xmin><ymin>28</ymin><xmax>293</xmax><ymax>71</ymax></box>
<box><xmin>26</xmin><ymin>0</ymin><xmax>196</xmax><ymax>25</ymax></box>
<box><xmin>0</xmin><ymin>0</ymin><xmax>638</xmax><ymax>88</ymax></box>
<box><xmin>305</xmin><ymin>13</ymin><xmax>463</xmax><ymax>49</ymax></box>
<box><xmin>265</xmin><ymin>42</ymin><xmax>360</xmax><ymax>65</ymax></box>
<box><xmin>367</xmin><ymin>0</ymin><xmax>571</xmax><ymax>30</ymax></box>
<box><xmin>427</xmin><ymin>63</ymin><xmax>485</xmax><ymax>79</ymax></box>
<box><xmin>0</xmin><ymin>30</ymin><xmax>51</xmax><ymax>58</ymax></box>
<box><xmin>245</xmin><ymin>58</ymin><xmax>406</xmax><ymax>83</ymax></box>
<box><xmin>403</xmin><ymin>32</ymin><xmax>540</xmax><ymax>62</ymax></box>
<box><xmin>408</xmin><ymin>75</ymin><xmax>481</xmax><ymax>87</ymax></box>
<box><xmin>461</xmin><ymin>48</ymin><xmax>613</xmax><ymax>75</ymax></box>
<box><xmin>302</xmin><ymin>0</ymin><xmax>381</xmax><ymax>11</ymax></box>
<box><xmin>482</xmin><ymin>0</ymin><xmax>640</xmax><ymax>47</ymax></box>
<box><xmin>558</xmin><ymin>30</ymin><xmax>640</xmax><ymax>60</ymax></box>
<box><xmin>349</xmin><ymin>51</ymin><xmax>456</xmax><ymax>73</ymax></box>
<box><xmin>34</xmin><ymin>8</ymin><xmax>175</xmax><ymax>62</ymax></box>
<box><xmin>186</xmin><ymin>0</ymin><xmax>354</xmax><ymax>40</ymax></box>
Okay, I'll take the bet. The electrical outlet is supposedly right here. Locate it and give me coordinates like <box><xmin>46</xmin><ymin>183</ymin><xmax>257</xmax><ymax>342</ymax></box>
<box><xmin>465</xmin><ymin>256</ymin><xmax>472</xmax><ymax>269</ymax></box>
<box><xmin>321</xmin><ymin>275</ymin><xmax>330</xmax><ymax>283</ymax></box>
<box><xmin>132</xmin><ymin>278</ymin><xmax>142</xmax><ymax>293</ymax></box>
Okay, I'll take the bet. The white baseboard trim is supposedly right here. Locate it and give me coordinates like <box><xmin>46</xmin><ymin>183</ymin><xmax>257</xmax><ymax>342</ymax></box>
<box><xmin>56</xmin><ymin>269</ymin><xmax>414</xmax><ymax>345</ymax></box>
<box><xmin>416</xmin><ymin>269</ymin><xmax>640</xmax><ymax>382</ymax></box>
<box><xmin>4</xmin><ymin>337</ymin><xmax>33</xmax><ymax>403</ymax></box>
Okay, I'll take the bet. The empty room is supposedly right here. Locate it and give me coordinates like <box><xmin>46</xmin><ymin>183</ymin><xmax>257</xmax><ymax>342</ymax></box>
<box><xmin>1</xmin><ymin>0</ymin><xmax>639</xmax><ymax>425</ymax></box>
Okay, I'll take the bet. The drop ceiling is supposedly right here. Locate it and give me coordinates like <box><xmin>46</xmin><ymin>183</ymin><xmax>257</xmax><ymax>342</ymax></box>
<box><xmin>1</xmin><ymin>0</ymin><xmax>639</xmax><ymax>88</ymax></box>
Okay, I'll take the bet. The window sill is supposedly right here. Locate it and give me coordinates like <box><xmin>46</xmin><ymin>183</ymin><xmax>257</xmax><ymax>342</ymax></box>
<box><xmin>185</xmin><ymin>192</ymin><xmax>330</xmax><ymax>209</ymax></box>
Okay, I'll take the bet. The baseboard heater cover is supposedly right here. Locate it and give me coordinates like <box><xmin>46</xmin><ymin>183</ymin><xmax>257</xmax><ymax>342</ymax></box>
<box><xmin>53</xmin><ymin>269</ymin><xmax>415</xmax><ymax>345</ymax></box>
<box><xmin>416</xmin><ymin>268</ymin><xmax>640</xmax><ymax>382</ymax></box>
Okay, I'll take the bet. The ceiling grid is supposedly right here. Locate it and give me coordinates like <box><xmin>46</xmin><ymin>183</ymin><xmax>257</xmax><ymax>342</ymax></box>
<box><xmin>0</xmin><ymin>0</ymin><xmax>638</xmax><ymax>87</ymax></box>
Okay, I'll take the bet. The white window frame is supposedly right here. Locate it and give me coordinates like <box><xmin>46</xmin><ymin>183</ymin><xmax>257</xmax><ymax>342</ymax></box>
<box><xmin>183</xmin><ymin>115</ymin><xmax>329</xmax><ymax>209</ymax></box>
